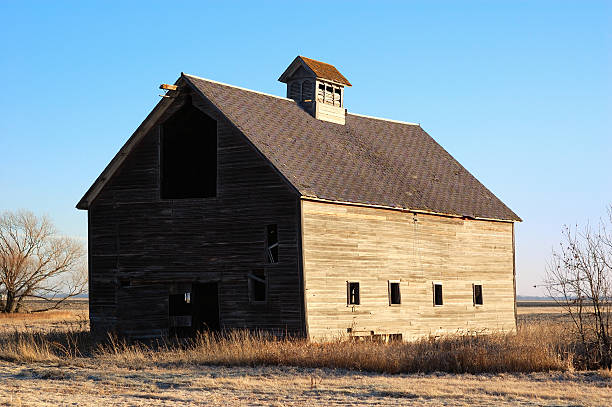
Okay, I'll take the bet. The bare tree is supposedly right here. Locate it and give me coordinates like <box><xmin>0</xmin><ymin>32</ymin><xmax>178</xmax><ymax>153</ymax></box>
<box><xmin>545</xmin><ymin>205</ymin><xmax>612</xmax><ymax>369</ymax></box>
<box><xmin>0</xmin><ymin>210</ymin><xmax>86</xmax><ymax>313</ymax></box>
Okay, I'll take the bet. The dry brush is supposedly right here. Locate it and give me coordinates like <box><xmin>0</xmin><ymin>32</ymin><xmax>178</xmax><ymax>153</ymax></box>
<box><xmin>0</xmin><ymin>322</ymin><xmax>573</xmax><ymax>374</ymax></box>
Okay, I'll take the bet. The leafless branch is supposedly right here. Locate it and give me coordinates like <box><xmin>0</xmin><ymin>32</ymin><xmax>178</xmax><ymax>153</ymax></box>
<box><xmin>0</xmin><ymin>210</ymin><xmax>87</xmax><ymax>313</ymax></box>
<box><xmin>544</xmin><ymin>204</ymin><xmax>612</xmax><ymax>369</ymax></box>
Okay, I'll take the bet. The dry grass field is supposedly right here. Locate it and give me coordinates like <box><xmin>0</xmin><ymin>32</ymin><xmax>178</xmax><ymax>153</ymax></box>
<box><xmin>0</xmin><ymin>300</ymin><xmax>610</xmax><ymax>406</ymax></box>
<box><xmin>0</xmin><ymin>299</ymin><xmax>88</xmax><ymax>334</ymax></box>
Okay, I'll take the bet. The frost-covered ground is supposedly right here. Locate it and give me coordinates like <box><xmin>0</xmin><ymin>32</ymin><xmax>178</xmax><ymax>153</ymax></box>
<box><xmin>1</xmin><ymin>362</ymin><xmax>611</xmax><ymax>407</ymax></box>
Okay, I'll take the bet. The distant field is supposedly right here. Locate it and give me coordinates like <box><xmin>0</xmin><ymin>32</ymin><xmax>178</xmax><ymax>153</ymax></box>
<box><xmin>0</xmin><ymin>299</ymin><xmax>610</xmax><ymax>406</ymax></box>
<box><xmin>516</xmin><ymin>300</ymin><xmax>582</xmax><ymax>324</ymax></box>
<box><xmin>0</xmin><ymin>299</ymin><xmax>88</xmax><ymax>333</ymax></box>
<box><xmin>517</xmin><ymin>300</ymin><xmax>559</xmax><ymax>307</ymax></box>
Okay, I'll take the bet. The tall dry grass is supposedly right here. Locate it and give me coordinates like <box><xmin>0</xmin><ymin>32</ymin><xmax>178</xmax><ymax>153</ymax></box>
<box><xmin>0</xmin><ymin>321</ymin><xmax>575</xmax><ymax>374</ymax></box>
<box><xmin>97</xmin><ymin>323</ymin><xmax>569</xmax><ymax>373</ymax></box>
<box><xmin>0</xmin><ymin>330</ymin><xmax>89</xmax><ymax>362</ymax></box>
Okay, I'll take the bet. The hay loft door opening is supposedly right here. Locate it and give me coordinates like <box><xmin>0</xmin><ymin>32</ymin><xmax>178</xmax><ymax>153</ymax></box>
<box><xmin>161</xmin><ymin>102</ymin><xmax>217</xmax><ymax>199</ymax></box>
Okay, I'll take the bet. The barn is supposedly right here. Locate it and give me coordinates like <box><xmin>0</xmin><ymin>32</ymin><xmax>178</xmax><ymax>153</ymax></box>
<box><xmin>77</xmin><ymin>56</ymin><xmax>521</xmax><ymax>340</ymax></box>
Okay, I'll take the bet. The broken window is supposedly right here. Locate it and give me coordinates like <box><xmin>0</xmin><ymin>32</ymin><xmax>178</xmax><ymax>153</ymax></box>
<box><xmin>316</xmin><ymin>82</ymin><xmax>343</xmax><ymax>106</ymax></box>
<box><xmin>433</xmin><ymin>283</ymin><xmax>443</xmax><ymax>306</ymax></box>
<box><xmin>265</xmin><ymin>224</ymin><xmax>279</xmax><ymax>263</ymax></box>
<box><xmin>325</xmin><ymin>85</ymin><xmax>333</xmax><ymax>104</ymax></box>
<box><xmin>317</xmin><ymin>83</ymin><xmax>325</xmax><ymax>102</ymax></box>
<box><xmin>347</xmin><ymin>282</ymin><xmax>360</xmax><ymax>305</ymax></box>
<box><xmin>333</xmin><ymin>87</ymin><xmax>341</xmax><ymax>106</ymax></box>
<box><xmin>388</xmin><ymin>281</ymin><xmax>401</xmax><ymax>305</ymax></box>
<box><xmin>161</xmin><ymin>102</ymin><xmax>217</xmax><ymax>199</ymax></box>
<box><xmin>473</xmin><ymin>284</ymin><xmax>483</xmax><ymax>306</ymax></box>
<box><xmin>249</xmin><ymin>270</ymin><xmax>267</xmax><ymax>302</ymax></box>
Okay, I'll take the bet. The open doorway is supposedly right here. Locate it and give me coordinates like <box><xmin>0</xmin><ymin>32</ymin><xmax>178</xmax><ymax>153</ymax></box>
<box><xmin>192</xmin><ymin>282</ymin><xmax>220</xmax><ymax>332</ymax></box>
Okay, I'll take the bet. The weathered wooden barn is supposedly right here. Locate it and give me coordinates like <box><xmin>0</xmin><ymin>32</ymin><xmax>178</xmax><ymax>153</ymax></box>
<box><xmin>77</xmin><ymin>56</ymin><xmax>521</xmax><ymax>340</ymax></box>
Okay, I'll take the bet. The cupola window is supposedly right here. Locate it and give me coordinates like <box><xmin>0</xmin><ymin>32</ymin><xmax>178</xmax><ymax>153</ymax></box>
<box><xmin>278</xmin><ymin>56</ymin><xmax>351</xmax><ymax>124</ymax></box>
<box><xmin>317</xmin><ymin>82</ymin><xmax>342</xmax><ymax>106</ymax></box>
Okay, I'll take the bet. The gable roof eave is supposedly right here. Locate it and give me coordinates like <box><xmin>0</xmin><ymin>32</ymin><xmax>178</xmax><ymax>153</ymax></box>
<box><xmin>300</xmin><ymin>195</ymin><xmax>522</xmax><ymax>223</ymax></box>
<box><xmin>277</xmin><ymin>56</ymin><xmax>317</xmax><ymax>83</ymax></box>
<box><xmin>75</xmin><ymin>78</ymin><xmax>183</xmax><ymax>210</ymax></box>
<box><xmin>76</xmin><ymin>74</ymin><xmax>303</xmax><ymax>210</ymax></box>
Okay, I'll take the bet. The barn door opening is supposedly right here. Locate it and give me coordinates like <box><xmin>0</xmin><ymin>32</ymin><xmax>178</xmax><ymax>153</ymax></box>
<box><xmin>192</xmin><ymin>283</ymin><xmax>220</xmax><ymax>332</ymax></box>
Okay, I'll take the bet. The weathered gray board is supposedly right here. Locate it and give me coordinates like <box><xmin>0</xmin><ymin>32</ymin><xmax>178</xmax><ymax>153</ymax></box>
<box><xmin>88</xmin><ymin>83</ymin><xmax>304</xmax><ymax>338</ymax></box>
<box><xmin>87</xmin><ymin>78</ymin><xmax>517</xmax><ymax>341</ymax></box>
<box><xmin>300</xmin><ymin>200</ymin><xmax>516</xmax><ymax>341</ymax></box>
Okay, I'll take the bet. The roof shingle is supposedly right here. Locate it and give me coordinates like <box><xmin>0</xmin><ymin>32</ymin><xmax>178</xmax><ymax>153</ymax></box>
<box><xmin>184</xmin><ymin>74</ymin><xmax>520</xmax><ymax>222</ymax></box>
<box><xmin>298</xmin><ymin>56</ymin><xmax>352</xmax><ymax>86</ymax></box>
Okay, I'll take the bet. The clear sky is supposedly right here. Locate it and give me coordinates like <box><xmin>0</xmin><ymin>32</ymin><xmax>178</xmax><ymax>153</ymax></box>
<box><xmin>0</xmin><ymin>1</ymin><xmax>610</xmax><ymax>296</ymax></box>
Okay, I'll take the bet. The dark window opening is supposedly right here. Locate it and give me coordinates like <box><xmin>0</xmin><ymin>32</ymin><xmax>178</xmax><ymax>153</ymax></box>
<box><xmin>317</xmin><ymin>83</ymin><xmax>325</xmax><ymax>102</ymax></box>
<box><xmin>433</xmin><ymin>283</ymin><xmax>443</xmax><ymax>306</ymax></box>
<box><xmin>266</xmin><ymin>224</ymin><xmax>279</xmax><ymax>263</ymax></box>
<box><xmin>169</xmin><ymin>292</ymin><xmax>192</xmax><ymax>316</ymax></box>
<box><xmin>389</xmin><ymin>281</ymin><xmax>401</xmax><ymax>305</ymax></box>
<box><xmin>161</xmin><ymin>103</ymin><xmax>217</xmax><ymax>199</ymax></box>
<box><xmin>473</xmin><ymin>284</ymin><xmax>483</xmax><ymax>306</ymax></box>
<box><xmin>249</xmin><ymin>270</ymin><xmax>267</xmax><ymax>302</ymax></box>
<box><xmin>347</xmin><ymin>282</ymin><xmax>360</xmax><ymax>305</ymax></box>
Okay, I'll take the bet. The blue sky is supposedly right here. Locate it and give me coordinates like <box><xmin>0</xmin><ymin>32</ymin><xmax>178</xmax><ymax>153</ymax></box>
<box><xmin>0</xmin><ymin>1</ymin><xmax>610</xmax><ymax>295</ymax></box>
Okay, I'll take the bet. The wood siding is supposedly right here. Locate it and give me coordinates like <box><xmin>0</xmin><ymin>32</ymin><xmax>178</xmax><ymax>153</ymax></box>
<box><xmin>301</xmin><ymin>200</ymin><xmax>516</xmax><ymax>341</ymax></box>
<box><xmin>88</xmin><ymin>84</ymin><xmax>303</xmax><ymax>338</ymax></box>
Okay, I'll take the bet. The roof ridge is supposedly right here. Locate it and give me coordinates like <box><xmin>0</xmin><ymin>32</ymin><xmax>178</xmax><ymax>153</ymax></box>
<box><xmin>349</xmin><ymin>112</ymin><xmax>420</xmax><ymax>127</ymax></box>
<box><xmin>182</xmin><ymin>73</ymin><xmax>295</xmax><ymax>102</ymax></box>
<box><xmin>185</xmin><ymin>73</ymin><xmax>420</xmax><ymax>127</ymax></box>
<box><xmin>299</xmin><ymin>55</ymin><xmax>333</xmax><ymax>67</ymax></box>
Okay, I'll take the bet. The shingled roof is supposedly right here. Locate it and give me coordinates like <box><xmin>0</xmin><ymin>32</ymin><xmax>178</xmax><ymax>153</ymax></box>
<box><xmin>77</xmin><ymin>71</ymin><xmax>519</xmax><ymax>221</ymax></box>
<box><xmin>298</xmin><ymin>56</ymin><xmax>352</xmax><ymax>86</ymax></box>
<box><xmin>182</xmin><ymin>74</ymin><xmax>520</xmax><ymax>222</ymax></box>
<box><xmin>279</xmin><ymin>56</ymin><xmax>352</xmax><ymax>86</ymax></box>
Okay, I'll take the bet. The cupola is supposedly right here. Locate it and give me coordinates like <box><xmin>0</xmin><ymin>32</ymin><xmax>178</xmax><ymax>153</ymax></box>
<box><xmin>278</xmin><ymin>56</ymin><xmax>351</xmax><ymax>125</ymax></box>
